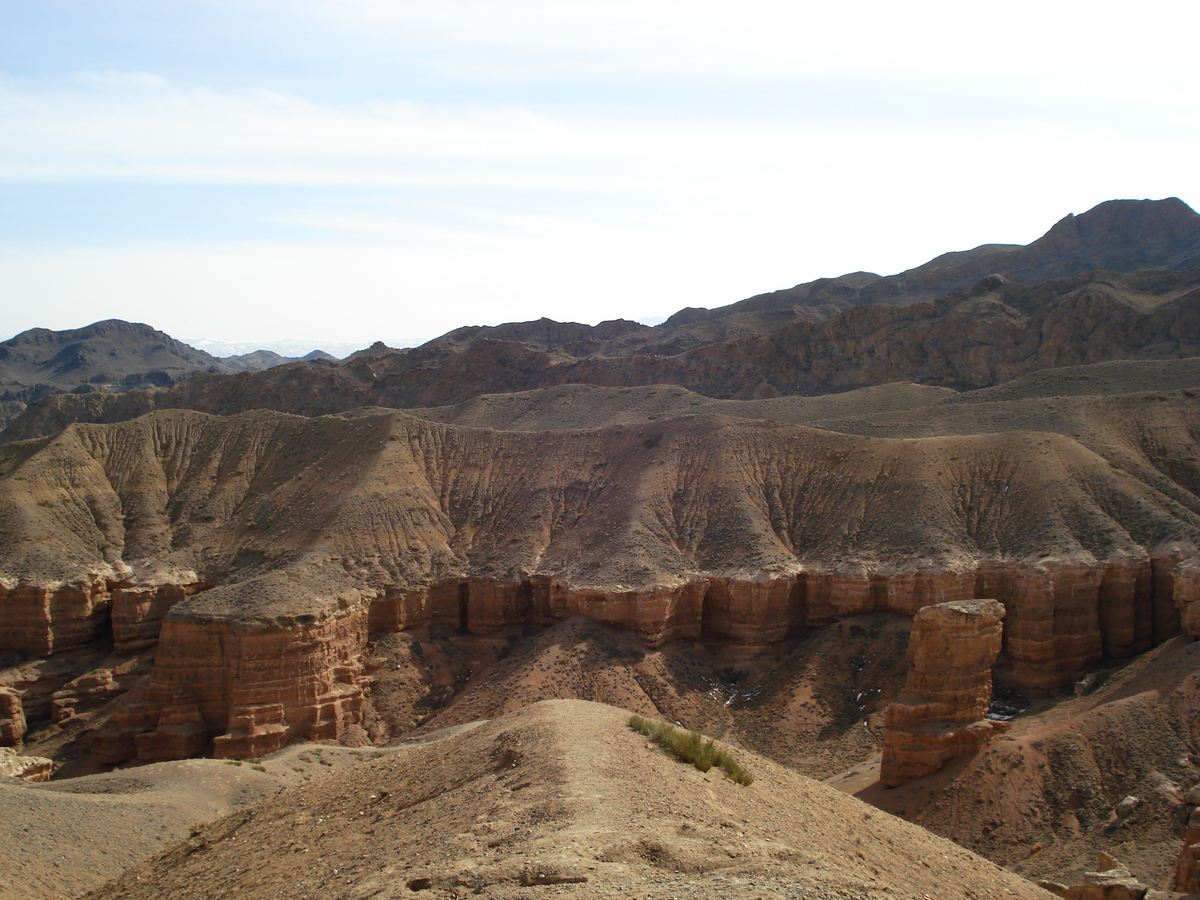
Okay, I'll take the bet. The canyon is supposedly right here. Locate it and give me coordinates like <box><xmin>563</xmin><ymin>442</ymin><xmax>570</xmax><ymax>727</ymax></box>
<box><xmin>2</xmin><ymin>383</ymin><xmax>1199</xmax><ymax>767</ymax></box>
<box><xmin>3</xmin><ymin>197</ymin><xmax>1200</xmax><ymax>897</ymax></box>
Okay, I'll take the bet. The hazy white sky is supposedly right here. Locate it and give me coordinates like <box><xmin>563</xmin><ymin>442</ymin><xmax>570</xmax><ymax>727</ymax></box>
<box><xmin>2</xmin><ymin>0</ymin><xmax>1197</xmax><ymax>350</ymax></box>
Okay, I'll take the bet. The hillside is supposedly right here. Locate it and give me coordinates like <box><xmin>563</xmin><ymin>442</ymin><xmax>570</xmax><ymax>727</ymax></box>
<box><xmin>83</xmin><ymin>699</ymin><xmax>1054</xmax><ymax>900</ymax></box>
<box><xmin>0</xmin><ymin>321</ymin><xmax>340</xmax><ymax>436</ymax></box>
<box><xmin>0</xmin><ymin>320</ymin><xmax>220</xmax><ymax>402</ymax></box>
<box><xmin>1</xmin><ymin>365</ymin><xmax>1198</xmax><ymax>772</ymax></box>
<box><xmin>423</xmin><ymin>197</ymin><xmax>1200</xmax><ymax>358</ymax></box>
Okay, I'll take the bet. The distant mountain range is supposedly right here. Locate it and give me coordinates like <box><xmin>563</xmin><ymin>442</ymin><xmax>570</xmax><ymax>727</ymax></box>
<box><xmin>183</xmin><ymin>338</ymin><xmax>409</xmax><ymax>359</ymax></box>
<box><xmin>1</xmin><ymin>196</ymin><xmax>1197</xmax><ymax>440</ymax></box>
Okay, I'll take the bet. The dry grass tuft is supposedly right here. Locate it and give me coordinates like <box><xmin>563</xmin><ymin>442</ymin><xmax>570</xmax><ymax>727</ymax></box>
<box><xmin>628</xmin><ymin>714</ymin><xmax>753</xmax><ymax>785</ymax></box>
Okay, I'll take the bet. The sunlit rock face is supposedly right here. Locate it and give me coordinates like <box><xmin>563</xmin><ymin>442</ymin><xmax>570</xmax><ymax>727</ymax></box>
<box><xmin>0</xmin><ymin>576</ymin><xmax>114</xmax><ymax>657</ymax></box>
<box><xmin>880</xmin><ymin>599</ymin><xmax>1007</xmax><ymax>787</ymax></box>
<box><xmin>0</xmin><ymin>395</ymin><xmax>1196</xmax><ymax>762</ymax></box>
<box><xmin>91</xmin><ymin>602</ymin><xmax>371</xmax><ymax>765</ymax></box>
<box><xmin>0</xmin><ymin>686</ymin><xmax>26</xmax><ymax>746</ymax></box>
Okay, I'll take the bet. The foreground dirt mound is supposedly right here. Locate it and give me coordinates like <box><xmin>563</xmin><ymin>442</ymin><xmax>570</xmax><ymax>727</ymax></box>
<box><xmin>0</xmin><ymin>758</ymin><xmax>275</xmax><ymax>900</ymax></box>
<box><xmin>86</xmin><ymin>700</ymin><xmax>1054</xmax><ymax>900</ymax></box>
<box><xmin>0</xmin><ymin>743</ymin><xmax>412</xmax><ymax>900</ymax></box>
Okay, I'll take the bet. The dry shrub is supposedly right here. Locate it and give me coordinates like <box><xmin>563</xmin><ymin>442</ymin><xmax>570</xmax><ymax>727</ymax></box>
<box><xmin>627</xmin><ymin>715</ymin><xmax>753</xmax><ymax>786</ymax></box>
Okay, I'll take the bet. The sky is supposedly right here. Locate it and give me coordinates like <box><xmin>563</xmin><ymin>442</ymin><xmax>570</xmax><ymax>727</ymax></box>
<box><xmin>2</xmin><ymin>1</ymin><xmax>1198</xmax><ymax>353</ymax></box>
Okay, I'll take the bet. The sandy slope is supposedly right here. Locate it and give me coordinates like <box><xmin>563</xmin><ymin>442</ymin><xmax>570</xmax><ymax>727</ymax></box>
<box><xmin>83</xmin><ymin>700</ymin><xmax>1053</xmax><ymax>900</ymax></box>
<box><xmin>0</xmin><ymin>745</ymin><xmax>402</xmax><ymax>900</ymax></box>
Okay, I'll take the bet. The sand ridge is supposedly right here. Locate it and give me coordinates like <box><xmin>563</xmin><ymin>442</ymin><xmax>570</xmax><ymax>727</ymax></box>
<box><xmin>82</xmin><ymin>699</ymin><xmax>1056</xmax><ymax>900</ymax></box>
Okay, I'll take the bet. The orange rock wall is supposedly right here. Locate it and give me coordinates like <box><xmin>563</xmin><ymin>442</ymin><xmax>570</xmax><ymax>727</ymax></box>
<box><xmin>361</xmin><ymin>557</ymin><xmax>1189</xmax><ymax>696</ymax></box>
<box><xmin>0</xmin><ymin>575</ymin><xmax>113</xmax><ymax>656</ymax></box>
<box><xmin>1177</xmin><ymin>808</ymin><xmax>1200</xmax><ymax>893</ymax></box>
<box><xmin>977</xmin><ymin>557</ymin><xmax>1183</xmax><ymax>694</ymax></box>
<box><xmin>111</xmin><ymin>582</ymin><xmax>209</xmax><ymax>654</ymax></box>
<box><xmin>94</xmin><ymin>605</ymin><xmax>370</xmax><ymax>764</ymax></box>
<box><xmin>18</xmin><ymin>554</ymin><xmax>1200</xmax><ymax>763</ymax></box>
<box><xmin>0</xmin><ymin>576</ymin><xmax>204</xmax><ymax>657</ymax></box>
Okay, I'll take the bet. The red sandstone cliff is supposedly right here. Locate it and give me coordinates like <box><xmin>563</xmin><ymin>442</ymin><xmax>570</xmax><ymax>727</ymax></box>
<box><xmin>0</xmin><ymin>391</ymin><xmax>1198</xmax><ymax>761</ymax></box>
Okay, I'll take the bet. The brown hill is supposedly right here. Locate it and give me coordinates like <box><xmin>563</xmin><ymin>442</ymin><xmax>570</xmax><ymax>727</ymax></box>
<box><xmin>0</xmin><ymin>321</ymin><xmax>338</xmax><ymax>437</ymax></box>
<box><xmin>0</xmin><ymin>320</ymin><xmax>220</xmax><ymax>402</ymax></box>
<box><xmin>83</xmin><ymin>699</ymin><xmax>1054</xmax><ymax>900</ymax></box>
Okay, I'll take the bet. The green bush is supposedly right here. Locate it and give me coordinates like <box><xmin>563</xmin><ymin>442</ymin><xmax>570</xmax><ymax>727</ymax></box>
<box><xmin>627</xmin><ymin>715</ymin><xmax>753</xmax><ymax>786</ymax></box>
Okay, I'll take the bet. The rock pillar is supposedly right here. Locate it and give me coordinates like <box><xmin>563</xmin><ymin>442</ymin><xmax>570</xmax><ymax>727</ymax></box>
<box><xmin>880</xmin><ymin>599</ymin><xmax>1007</xmax><ymax>787</ymax></box>
<box><xmin>0</xmin><ymin>687</ymin><xmax>26</xmax><ymax>746</ymax></box>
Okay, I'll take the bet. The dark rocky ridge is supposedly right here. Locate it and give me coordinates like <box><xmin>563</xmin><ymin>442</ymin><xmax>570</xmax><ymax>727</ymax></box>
<box><xmin>426</xmin><ymin>197</ymin><xmax>1200</xmax><ymax>358</ymax></box>
<box><xmin>7</xmin><ymin>265</ymin><xmax>1197</xmax><ymax>443</ymax></box>
<box><xmin>4</xmin><ymin>198</ymin><xmax>1197</xmax><ymax>443</ymax></box>
<box><xmin>0</xmin><ymin>320</ymin><xmax>220</xmax><ymax>402</ymax></box>
<box><xmin>0</xmin><ymin>321</ymin><xmax>339</xmax><ymax>435</ymax></box>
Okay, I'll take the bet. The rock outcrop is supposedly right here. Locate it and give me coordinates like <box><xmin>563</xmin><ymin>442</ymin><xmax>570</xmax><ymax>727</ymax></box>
<box><xmin>880</xmin><ymin>599</ymin><xmax>1007</xmax><ymax>787</ymax></box>
<box><xmin>92</xmin><ymin>595</ymin><xmax>372</xmax><ymax>764</ymax></box>
<box><xmin>1175</xmin><ymin>805</ymin><xmax>1200</xmax><ymax>893</ymax></box>
<box><xmin>1043</xmin><ymin>854</ymin><xmax>1151</xmax><ymax>899</ymax></box>
<box><xmin>0</xmin><ymin>746</ymin><xmax>54</xmax><ymax>781</ymax></box>
<box><xmin>111</xmin><ymin>581</ymin><xmax>210</xmax><ymax>654</ymax></box>
<box><xmin>0</xmin><ymin>686</ymin><xmax>26</xmax><ymax>745</ymax></box>
<box><xmin>49</xmin><ymin>657</ymin><xmax>151</xmax><ymax>724</ymax></box>
<box><xmin>0</xmin><ymin>575</ymin><xmax>206</xmax><ymax>659</ymax></box>
<box><xmin>0</xmin><ymin>575</ymin><xmax>117</xmax><ymax>657</ymax></box>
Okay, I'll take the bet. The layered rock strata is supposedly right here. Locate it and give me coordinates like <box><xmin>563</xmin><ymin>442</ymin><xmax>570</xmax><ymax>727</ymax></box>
<box><xmin>111</xmin><ymin>581</ymin><xmax>210</xmax><ymax>654</ymax></box>
<box><xmin>1175</xmin><ymin>805</ymin><xmax>1200</xmax><ymax>893</ymax></box>
<box><xmin>9</xmin><ymin>560</ymin><xmax>1197</xmax><ymax>766</ymax></box>
<box><xmin>880</xmin><ymin>599</ymin><xmax>1007</xmax><ymax>787</ymax></box>
<box><xmin>0</xmin><ymin>406</ymin><xmax>1197</xmax><ymax>761</ymax></box>
<box><xmin>0</xmin><ymin>575</ymin><xmax>205</xmax><ymax>659</ymax></box>
<box><xmin>0</xmin><ymin>686</ymin><xmax>26</xmax><ymax>745</ymax></box>
<box><xmin>0</xmin><ymin>575</ymin><xmax>116</xmax><ymax>657</ymax></box>
<box><xmin>16</xmin><ymin>562</ymin><xmax>1200</xmax><ymax>764</ymax></box>
<box><xmin>367</xmin><ymin>557</ymin><xmax>1188</xmax><ymax>690</ymax></box>
<box><xmin>49</xmin><ymin>657</ymin><xmax>151</xmax><ymax>724</ymax></box>
<box><xmin>93</xmin><ymin>600</ymin><xmax>371</xmax><ymax>764</ymax></box>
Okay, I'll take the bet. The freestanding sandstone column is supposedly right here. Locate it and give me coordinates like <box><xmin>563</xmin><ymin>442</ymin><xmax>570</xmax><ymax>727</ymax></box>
<box><xmin>1174</xmin><ymin>805</ymin><xmax>1200</xmax><ymax>893</ymax></box>
<box><xmin>880</xmin><ymin>599</ymin><xmax>1006</xmax><ymax>787</ymax></box>
<box><xmin>0</xmin><ymin>687</ymin><xmax>26</xmax><ymax>746</ymax></box>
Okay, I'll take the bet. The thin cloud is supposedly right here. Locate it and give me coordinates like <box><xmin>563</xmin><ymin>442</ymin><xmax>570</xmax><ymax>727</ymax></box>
<box><xmin>0</xmin><ymin>1</ymin><xmax>1196</xmax><ymax>345</ymax></box>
